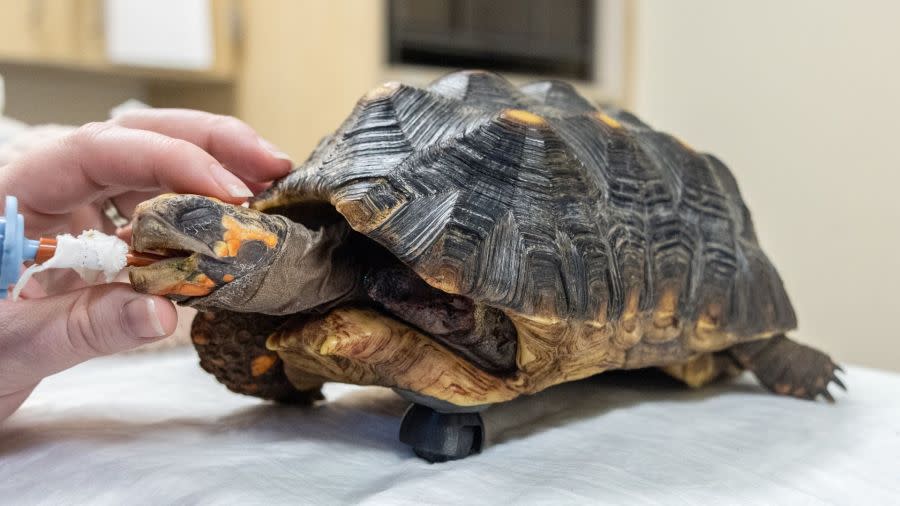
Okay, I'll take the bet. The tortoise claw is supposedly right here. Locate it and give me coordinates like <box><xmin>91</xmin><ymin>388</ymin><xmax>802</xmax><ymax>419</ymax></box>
<box><xmin>832</xmin><ymin>374</ymin><xmax>847</xmax><ymax>392</ymax></box>
<box><xmin>729</xmin><ymin>334</ymin><xmax>846</xmax><ymax>403</ymax></box>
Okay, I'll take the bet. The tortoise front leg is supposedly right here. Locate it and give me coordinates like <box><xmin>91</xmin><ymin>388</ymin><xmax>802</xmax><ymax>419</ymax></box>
<box><xmin>728</xmin><ymin>334</ymin><xmax>845</xmax><ymax>401</ymax></box>
<box><xmin>191</xmin><ymin>309</ymin><xmax>324</xmax><ymax>404</ymax></box>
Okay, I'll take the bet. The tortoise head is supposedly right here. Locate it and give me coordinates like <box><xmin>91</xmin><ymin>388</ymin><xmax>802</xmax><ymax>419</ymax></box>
<box><xmin>129</xmin><ymin>194</ymin><xmax>286</xmax><ymax>301</ymax></box>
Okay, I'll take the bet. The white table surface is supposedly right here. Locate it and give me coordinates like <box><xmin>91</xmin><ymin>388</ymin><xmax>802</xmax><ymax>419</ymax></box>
<box><xmin>1</xmin><ymin>346</ymin><xmax>897</xmax><ymax>505</ymax></box>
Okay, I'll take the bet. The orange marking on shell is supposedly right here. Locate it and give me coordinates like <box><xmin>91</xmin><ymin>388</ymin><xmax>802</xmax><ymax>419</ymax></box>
<box><xmin>674</xmin><ymin>135</ymin><xmax>694</xmax><ymax>151</ymax></box>
<box><xmin>621</xmin><ymin>289</ymin><xmax>640</xmax><ymax>332</ymax></box>
<box><xmin>215</xmin><ymin>215</ymin><xmax>278</xmax><ymax>257</ymax></box>
<box><xmin>420</xmin><ymin>266</ymin><xmax>461</xmax><ymax>294</ymax></box>
<box><xmin>336</xmin><ymin>197</ymin><xmax>405</xmax><ymax>234</ymax></box>
<box><xmin>250</xmin><ymin>355</ymin><xmax>278</xmax><ymax>377</ymax></box>
<box><xmin>364</xmin><ymin>81</ymin><xmax>401</xmax><ymax>101</ymax></box>
<box><xmin>502</xmin><ymin>109</ymin><xmax>547</xmax><ymax>126</ymax></box>
<box><xmin>653</xmin><ymin>289</ymin><xmax>679</xmax><ymax>328</ymax></box>
<box><xmin>222</xmin><ymin>274</ymin><xmax>234</xmax><ymax>282</ymax></box>
<box><xmin>594</xmin><ymin>111</ymin><xmax>622</xmax><ymax>129</ymax></box>
<box><xmin>696</xmin><ymin>303</ymin><xmax>723</xmax><ymax>332</ymax></box>
<box><xmin>192</xmin><ymin>333</ymin><xmax>209</xmax><ymax>345</ymax></box>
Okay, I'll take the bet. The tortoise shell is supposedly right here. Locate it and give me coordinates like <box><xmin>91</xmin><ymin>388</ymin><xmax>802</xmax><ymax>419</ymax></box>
<box><xmin>253</xmin><ymin>70</ymin><xmax>796</xmax><ymax>374</ymax></box>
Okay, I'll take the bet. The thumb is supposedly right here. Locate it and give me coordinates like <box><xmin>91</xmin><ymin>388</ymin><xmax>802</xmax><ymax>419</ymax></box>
<box><xmin>0</xmin><ymin>283</ymin><xmax>177</xmax><ymax>393</ymax></box>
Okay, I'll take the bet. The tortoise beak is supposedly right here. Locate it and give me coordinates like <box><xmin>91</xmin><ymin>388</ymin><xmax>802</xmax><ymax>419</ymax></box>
<box><xmin>129</xmin><ymin>194</ymin><xmax>285</xmax><ymax>300</ymax></box>
<box><xmin>128</xmin><ymin>255</ymin><xmax>218</xmax><ymax>297</ymax></box>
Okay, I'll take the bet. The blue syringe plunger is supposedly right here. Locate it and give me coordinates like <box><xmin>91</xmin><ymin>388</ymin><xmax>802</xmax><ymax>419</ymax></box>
<box><xmin>0</xmin><ymin>196</ymin><xmax>40</xmax><ymax>298</ymax></box>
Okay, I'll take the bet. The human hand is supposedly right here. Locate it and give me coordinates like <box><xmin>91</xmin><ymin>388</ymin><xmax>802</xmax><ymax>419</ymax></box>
<box><xmin>0</xmin><ymin>124</ymin><xmax>75</xmax><ymax>168</ymax></box>
<box><xmin>0</xmin><ymin>109</ymin><xmax>292</xmax><ymax>421</ymax></box>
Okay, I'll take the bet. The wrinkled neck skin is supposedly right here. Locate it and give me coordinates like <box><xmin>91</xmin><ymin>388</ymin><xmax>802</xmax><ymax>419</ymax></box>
<box><xmin>184</xmin><ymin>217</ymin><xmax>364</xmax><ymax>316</ymax></box>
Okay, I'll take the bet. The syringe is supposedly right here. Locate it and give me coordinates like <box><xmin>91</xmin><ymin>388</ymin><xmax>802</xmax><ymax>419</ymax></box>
<box><xmin>32</xmin><ymin>237</ymin><xmax>167</xmax><ymax>266</ymax></box>
<box><xmin>1</xmin><ymin>195</ymin><xmax>166</xmax><ymax>298</ymax></box>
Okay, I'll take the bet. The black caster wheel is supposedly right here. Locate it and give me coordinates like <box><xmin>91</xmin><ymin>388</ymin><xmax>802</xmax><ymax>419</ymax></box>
<box><xmin>399</xmin><ymin>403</ymin><xmax>485</xmax><ymax>463</ymax></box>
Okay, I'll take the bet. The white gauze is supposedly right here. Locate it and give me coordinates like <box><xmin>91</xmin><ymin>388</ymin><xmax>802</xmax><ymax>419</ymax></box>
<box><xmin>12</xmin><ymin>230</ymin><xmax>129</xmax><ymax>300</ymax></box>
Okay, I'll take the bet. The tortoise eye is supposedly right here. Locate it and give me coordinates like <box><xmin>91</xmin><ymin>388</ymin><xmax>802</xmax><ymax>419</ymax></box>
<box><xmin>234</xmin><ymin>240</ymin><xmax>268</xmax><ymax>264</ymax></box>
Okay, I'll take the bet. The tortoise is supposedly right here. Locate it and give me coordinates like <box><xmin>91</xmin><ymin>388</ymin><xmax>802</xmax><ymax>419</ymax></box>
<box><xmin>128</xmin><ymin>70</ymin><xmax>844</xmax><ymax>462</ymax></box>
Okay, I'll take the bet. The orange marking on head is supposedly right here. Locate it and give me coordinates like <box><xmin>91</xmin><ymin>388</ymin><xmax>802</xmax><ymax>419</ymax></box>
<box><xmin>222</xmin><ymin>274</ymin><xmax>234</xmax><ymax>282</ymax></box>
<box><xmin>156</xmin><ymin>273</ymin><xmax>216</xmax><ymax>297</ymax></box>
<box><xmin>213</xmin><ymin>241</ymin><xmax>229</xmax><ymax>257</ymax></box>
<box><xmin>227</xmin><ymin>239</ymin><xmax>242</xmax><ymax>256</ymax></box>
<box><xmin>216</xmin><ymin>215</ymin><xmax>278</xmax><ymax>257</ymax></box>
<box><xmin>594</xmin><ymin>111</ymin><xmax>622</xmax><ymax>129</ymax></box>
<box><xmin>502</xmin><ymin>109</ymin><xmax>547</xmax><ymax>126</ymax></box>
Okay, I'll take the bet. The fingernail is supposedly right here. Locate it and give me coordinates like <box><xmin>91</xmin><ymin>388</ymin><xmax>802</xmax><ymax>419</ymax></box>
<box><xmin>258</xmin><ymin>137</ymin><xmax>292</xmax><ymax>162</ymax></box>
<box><xmin>123</xmin><ymin>297</ymin><xmax>168</xmax><ymax>338</ymax></box>
<box><xmin>226</xmin><ymin>183</ymin><xmax>254</xmax><ymax>198</ymax></box>
<box><xmin>211</xmin><ymin>163</ymin><xmax>254</xmax><ymax>198</ymax></box>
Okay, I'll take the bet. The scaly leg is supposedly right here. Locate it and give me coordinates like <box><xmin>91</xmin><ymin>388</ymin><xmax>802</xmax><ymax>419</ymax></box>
<box><xmin>728</xmin><ymin>334</ymin><xmax>845</xmax><ymax>402</ymax></box>
<box><xmin>191</xmin><ymin>309</ymin><xmax>324</xmax><ymax>404</ymax></box>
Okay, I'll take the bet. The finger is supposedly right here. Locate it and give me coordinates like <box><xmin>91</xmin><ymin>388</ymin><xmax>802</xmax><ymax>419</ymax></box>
<box><xmin>109</xmin><ymin>184</ymin><xmax>265</xmax><ymax>225</ymax></box>
<box><xmin>113</xmin><ymin>109</ymin><xmax>293</xmax><ymax>183</ymax></box>
<box><xmin>115</xmin><ymin>223</ymin><xmax>133</xmax><ymax>243</ymax></box>
<box><xmin>108</xmin><ymin>191</ymin><xmax>159</xmax><ymax>218</ymax></box>
<box><xmin>1</xmin><ymin>122</ymin><xmax>255</xmax><ymax>224</ymax></box>
<box><xmin>0</xmin><ymin>283</ymin><xmax>177</xmax><ymax>393</ymax></box>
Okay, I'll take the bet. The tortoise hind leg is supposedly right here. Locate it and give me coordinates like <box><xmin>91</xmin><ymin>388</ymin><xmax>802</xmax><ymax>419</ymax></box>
<box><xmin>660</xmin><ymin>353</ymin><xmax>742</xmax><ymax>388</ymax></box>
<box><xmin>191</xmin><ymin>309</ymin><xmax>324</xmax><ymax>404</ymax></box>
<box><xmin>728</xmin><ymin>334</ymin><xmax>845</xmax><ymax>402</ymax></box>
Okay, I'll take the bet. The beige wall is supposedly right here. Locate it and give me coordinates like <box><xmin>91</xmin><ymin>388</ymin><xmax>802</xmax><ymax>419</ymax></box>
<box><xmin>631</xmin><ymin>1</ymin><xmax>900</xmax><ymax>371</ymax></box>
<box><xmin>0</xmin><ymin>64</ymin><xmax>145</xmax><ymax>124</ymax></box>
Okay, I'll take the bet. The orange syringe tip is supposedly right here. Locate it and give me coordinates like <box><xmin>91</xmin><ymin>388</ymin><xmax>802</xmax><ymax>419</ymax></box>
<box><xmin>35</xmin><ymin>237</ymin><xmax>58</xmax><ymax>264</ymax></box>
<box><xmin>33</xmin><ymin>237</ymin><xmax>169</xmax><ymax>266</ymax></box>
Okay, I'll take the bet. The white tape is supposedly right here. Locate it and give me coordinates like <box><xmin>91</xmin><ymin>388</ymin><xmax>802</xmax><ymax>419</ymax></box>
<box><xmin>12</xmin><ymin>230</ymin><xmax>128</xmax><ymax>300</ymax></box>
